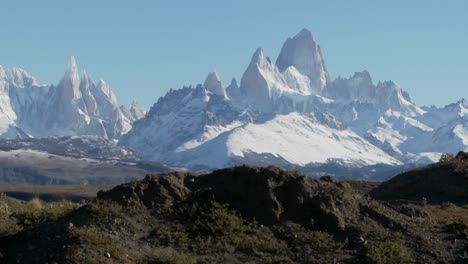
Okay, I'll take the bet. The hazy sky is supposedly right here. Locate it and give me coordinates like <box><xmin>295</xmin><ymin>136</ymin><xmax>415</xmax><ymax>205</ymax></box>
<box><xmin>1</xmin><ymin>0</ymin><xmax>467</xmax><ymax>108</ymax></box>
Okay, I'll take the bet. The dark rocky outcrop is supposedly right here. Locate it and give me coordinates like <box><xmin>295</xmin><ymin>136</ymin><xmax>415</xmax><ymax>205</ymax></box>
<box><xmin>371</xmin><ymin>152</ymin><xmax>468</xmax><ymax>204</ymax></box>
<box><xmin>98</xmin><ymin>166</ymin><xmax>368</xmax><ymax>232</ymax></box>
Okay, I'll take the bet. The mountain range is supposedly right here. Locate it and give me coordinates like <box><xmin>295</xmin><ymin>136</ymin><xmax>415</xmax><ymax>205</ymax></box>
<box><xmin>0</xmin><ymin>57</ymin><xmax>144</xmax><ymax>139</ymax></box>
<box><xmin>0</xmin><ymin>28</ymin><xmax>466</xmax><ymax>179</ymax></box>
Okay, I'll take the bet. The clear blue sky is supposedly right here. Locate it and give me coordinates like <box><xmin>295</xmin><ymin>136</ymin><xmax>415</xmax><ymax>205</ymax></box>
<box><xmin>1</xmin><ymin>0</ymin><xmax>467</xmax><ymax>108</ymax></box>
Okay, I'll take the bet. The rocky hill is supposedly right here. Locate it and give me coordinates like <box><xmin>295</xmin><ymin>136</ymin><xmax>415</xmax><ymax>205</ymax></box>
<box><xmin>371</xmin><ymin>151</ymin><xmax>468</xmax><ymax>204</ymax></box>
<box><xmin>0</xmin><ymin>165</ymin><xmax>466</xmax><ymax>263</ymax></box>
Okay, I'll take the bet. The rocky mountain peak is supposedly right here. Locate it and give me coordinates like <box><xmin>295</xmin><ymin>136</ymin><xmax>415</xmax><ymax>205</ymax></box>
<box><xmin>226</xmin><ymin>78</ymin><xmax>241</xmax><ymax>101</ymax></box>
<box><xmin>66</xmin><ymin>56</ymin><xmax>79</xmax><ymax>85</ymax></box>
<box><xmin>4</xmin><ymin>68</ymin><xmax>37</xmax><ymax>88</ymax></box>
<box><xmin>203</xmin><ymin>71</ymin><xmax>227</xmax><ymax>98</ymax></box>
<box><xmin>457</xmin><ymin>98</ymin><xmax>467</xmax><ymax>108</ymax></box>
<box><xmin>250</xmin><ymin>48</ymin><xmax>272</xmax><ymax>68</ymax></box>
<box><xmin>276</xmin><ymin>28</ymin><xmax>329</xmax><ymax>93</ymax></box>
<box><xmin>130</xmin><ymin>99</ymin><xmax>145</xmax><ymax>120</ymax></box>
<box><xmin>58</xmin><ymin>56</ymin><xmax>82</xmax><ymax>100</ymax></box>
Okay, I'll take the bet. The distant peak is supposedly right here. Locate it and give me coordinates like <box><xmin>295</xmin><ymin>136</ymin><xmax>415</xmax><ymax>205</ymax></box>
<box><xmin>58</xmin><ymin>56</ymin><xmax>81</xmax><ymax>99</ymax></box>
<box><xmin>295</xmin><ymin>28</ymin><xmax>314</xmax><ymax>40</ymax></box>
<box><xmin>68</xmin><ymin>56</ymin><xmax>78</xmax><ymax>73</ymax></box>
<box><xmin>457</xmin><ymin>97</ymin><xmax>467</xmax><ymax>107</ymax></box>
<box><xmin>129</xmin><ymin>98</ymin><xmax>145</xmax><ymax>120</ymax></box>
<box><xmin>230</xmin><ymin>78</ymin><xmax>238</xmax><ymax>87</ymax></box>
<box><xmin>249</xmin><ymin>48</ymin><xmax>273</xmax><ymax>68</ymax></box>
<box><xmin>131</xmin><ymin>98</ymin><xmax>140</xmax><ymax>108</ymax></box>
<box><xmin>204</xmin><ymin>71</ymin><xmax>226</xmax><ymax>98</ymax></box>
<box><xmin>96</xmin><ymin>79</ymin><xmax>110</xmax><ymax>94</ymax></box>
<box><xmin>64</xmin><ymin>56</ymin><xmax>79</xmax><ymax>83</ymax></box>
<box><xmin>205</xmin><ymin>71</ymin><xmax>221</xmax><ymax>82</ymax></box>
<box><xmin>276</xmin><ymin>28</ymin><xmax>329</xmax><ymax>91</ymax></box>
<box><xmin>251</xmin><ymin>48</ymin><xmax>265</xmax><ymax>62</ymax></box>
<box><xmin>81</xmin><ymin>69</ymin><xmax>91</xmax><ymax>80</ymax></box>
<box><xmin>352</xmin><ymin>70</ymin><xmax>372</xmax><ymax>82</ymax></box>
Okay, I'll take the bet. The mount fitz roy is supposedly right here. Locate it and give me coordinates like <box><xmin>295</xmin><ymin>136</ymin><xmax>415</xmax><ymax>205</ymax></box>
<box><xmin>0</xmin><ymin>56</ymin><xmax>144</xmax><ymax>139</ymax></box>
<box><xmin>0</xmin><ymin>29</ymin><xmax>466</xmax><ymax>178</ymax></box>
<box><xmin>121</xmin><ymin>28</ymin><xmax>467</xmax><ymax>172</ymax></box>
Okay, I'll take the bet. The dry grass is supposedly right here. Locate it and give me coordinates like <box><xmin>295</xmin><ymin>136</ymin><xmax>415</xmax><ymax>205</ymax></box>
<box><xmin>141</xmin><ymin>248</ymin><xmax>195</xmax><ymax>264</ymax></box>
<box><xmin>424</xmin><ymin>203</ymin><xmax>468</xmax><ymax>226</ymax></box>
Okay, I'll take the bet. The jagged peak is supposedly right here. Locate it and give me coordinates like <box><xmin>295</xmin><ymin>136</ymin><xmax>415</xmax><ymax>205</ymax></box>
<box><xmin>204</xmin><ymin>71</ymin><xmax>227</xmax><ymax>98</ymax></box>
<box><xmin>204</xmin><ymin>71</ymin><xmax>222</xmax><ymax>87</ymax></box>
<box><xmin>3</xmin><ymin>67</ymin><xmax>38</xmax><ymax>87</ymax></box>
<box><xmin>61</xmin><ymin>56</ymin><xmax>81</xmax><ymax>99</ymax></box>
<box><xmin>5</xmin><ymin>67</ymin><xmax>34</xmax><ymax>79</ymax></box>
<box><xmin>349</xmin><ymin>70</ymin><xmax>373</xmax><ymax>85</ymax></box>
<box><xmin>131</xmin><ymin>98</ymin><xmax>139</xmax><ymax>108</ymax></box>
<box><xmin>96</xmin><ymin>79</ymin><xmax>112</xmax><ymax>96</ymax></box>
<box><xmin>352</xmin><ymin>70</ymin><xmax>371</xmax><ymax>79</ymax></box>
<box><xmin>250</xmin><ymin>48</ymin><xmax>271</xmax><ymax>66</ymax></box>
<box><xmin>276</xmin><ymin>28</ymin><xmax>329</xmax><ymax>91</ymax></box>
<box><xmin>251</xmin><ymin>48</ymin><xmax>264</xmax><ymax>62</ymax></box>
<box><xmin>130</xmin><ymin>98</ymin><xmax>145</xmax><ymax>119</ymax></box>
<box><xmin>229</xmin><ymin>78</ymin><xmax>238</xmax><ymax>88</ymax></box>
<box><xmin>457</xmin><ymin>97</ymin><xmax>467</xmax><ymax>107</ymax></box>
<box><xmin>444</xmin><ymin>97</ymin><xmax>468</xmax><ymax>110</ymax></box>
<box><xmin>65</xmin><ymin>56</ymin><xmax>79</xmax><ymax>81</ymax></box>
<box><xmin>294</xmin><ymin>28</ymin><xmax>314</xmax><ymax>41</ymax></box>
<box><xmin>81</xmin><ymin>69</ymin><xmax>93</xmax><ymax>83</ymax></box>
<box><xmin>69</xmin><ymin>56</ymin><xmax>78</xmax><ymax>72</ymax></box>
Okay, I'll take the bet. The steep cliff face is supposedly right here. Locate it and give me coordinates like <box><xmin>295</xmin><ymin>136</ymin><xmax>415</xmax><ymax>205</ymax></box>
<box><xmin>276</xmin><ymin>28</ymin><xmax>330</xmax><ymax>94</ymax></box>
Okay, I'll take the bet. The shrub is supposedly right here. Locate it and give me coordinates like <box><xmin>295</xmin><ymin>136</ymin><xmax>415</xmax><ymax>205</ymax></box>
<box><xmin>355</xmin><ymin>223</ymin><xmax>401</xmax><ymax>242</ymax></box>
<box><xmin>187</xmin><ymin>201</ymin><xmax>245</xmax><ymax>238</ymax></box>
<box><xmin>183</xmin><ymin>201</ymin><xmax>288</xmax><ymax>255</ymax></box>
<box><xmin>308</xmin><ymin>231</ymin><xmax>343</xmax><ymax>251</ymax></box>
<box><xmin>87</xmin><ymin>201</ymin><xmax>125</xmax><ymax>227</ymax></box>
<box><xmin>152</xmin><ymin>224</ymin><xmax>190</xmax><ymax>247</ymax></box>
<box><xmin>367</xmin><ymin>240</ymin><xmax>413</xmax><ymax>264</ymax></box>
<box><xmin>354</xmin><ymin>223</ymin><xmax>413</xmax><ymax>264</ymax></box>
<box><xmin>2</xmin><ymin>197</ymin><xmax>77</xmax><ymax>226</ymax></box>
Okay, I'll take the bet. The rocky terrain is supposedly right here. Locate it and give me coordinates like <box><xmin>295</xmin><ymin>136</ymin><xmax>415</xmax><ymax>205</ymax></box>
<box><xmin>0</xmin><ymin>154</ymin><xmax>466</xmax><ymax>263</ymax></box>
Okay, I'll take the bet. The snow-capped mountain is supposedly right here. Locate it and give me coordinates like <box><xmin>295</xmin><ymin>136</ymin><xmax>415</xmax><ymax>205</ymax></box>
<box><xmin>0</xmin><ymin>57</ymin><xmax>143</xmax><ymax>139</ymax></box>
<box><xmin>276</xmin><ymin>28</ymin><xmax>329</xmax><ymax>94</ymax></box>
<box><xmin>1</xmin><ymin>28</ymin><xmax>465</xmax><ymax>177</ymax></box>
<box><xmin>121</xmin><ymin>28</ymin><xmax>467</xmax><ymax>172</ymax></box>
